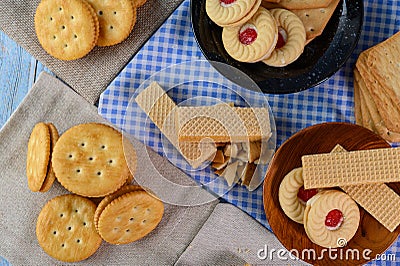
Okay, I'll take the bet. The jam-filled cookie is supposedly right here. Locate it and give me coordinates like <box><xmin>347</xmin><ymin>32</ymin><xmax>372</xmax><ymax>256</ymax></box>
<box><xmin>279</xmin><ymin>167</ymin><xmax>319</xmax><ymax>224</ymax></box>
<box><xmin>206</xmin><ymin>0</ymin><xmax>259</xmax><ymax>27</ymax></box>
<box><xmin>222</xmin><ymin>7</ymin><xmax>278</xmax><ymax>63</ymax></box>
<box><xmin>304</xmin><ymin>190</ymin><xmax>360</xmax><ymax>248</ymax></box>
<box><xmin>262</xmin><ymin>8</ymin><xmax>306</xmax><ymax>67</ymax></box>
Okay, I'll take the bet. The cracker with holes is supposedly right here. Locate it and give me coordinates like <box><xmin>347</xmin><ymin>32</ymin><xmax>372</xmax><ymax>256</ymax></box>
<box><xmin>85</xmin><ymin>0</ymin><xmax>137</xmax><ymax>46</ymax></box>
<box><xmin>132</xmin><ymin>0</ymin><xmax>148</xmax><ymax>8</ymax></box>
<box><xmin>39</xmin><ymin>123</ymin><xmax>59</xmax><ymax>192</ymax></box>
<box><xmin>52</xmin><ymin>123</ymin><xmax>131</xmax><ymax>197</ymax></box>
<box><xmin>34</xmin><ymin>0</ymin><xmax>99</xmax><ymax>60</ymax></box>
<box><xmin>290</xmin><ymin>0</ymin><xmax>340</xmax><ymax>44</ymax></box>
<box><xmin>36</xmin><ymin>194</ymin><xmax>102</xmax><ymax>262</ymax></box>
<box><xmin>94</xmin><ymin>184</ymin><xmax>143</xmax><ymax>232</ymax></box>
<box><xmin>97</xmin><ymin>189</ymin><xmax>164</xmax><ymax>244</ymax></box>
<box><xmin>26</xmin><ymin>122</ymin><xmax>51</xmax><ymax>192</ymax></box>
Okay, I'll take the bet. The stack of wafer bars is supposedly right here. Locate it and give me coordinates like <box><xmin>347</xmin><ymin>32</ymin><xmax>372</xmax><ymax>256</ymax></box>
<box><xmin>301</xmin><ymin>145</ymin><xmax>400</xmax><ymax>232</ymax></box>
<box><xmin>135</xmin><ymin>82</ymin><xmax>273</xmax><ymax>190</ymax></box>
<box><xmin>354</xmin><ymin>32</ymin><xmax>400</xmax><ymax>143</ymax></box>
<box><xmin>262</xmin><ymin>0</ymin><xmax>340</xmax><ymax>45</ymax></box>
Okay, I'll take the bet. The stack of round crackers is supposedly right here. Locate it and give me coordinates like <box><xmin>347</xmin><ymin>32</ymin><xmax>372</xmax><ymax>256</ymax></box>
<box><xmin>34</xmin><ymin>0</ymin><xmax>147</xmax><ymax>60</ymax></box>
<box><xmin>26</xmin><ymin>122</ymin><xmax>164</xmax><ymax>262</ymax></box>
<box><xmin>205</xmin><ymin>0</ymin><xmax>340</xmax><ymax>67</ymax></box>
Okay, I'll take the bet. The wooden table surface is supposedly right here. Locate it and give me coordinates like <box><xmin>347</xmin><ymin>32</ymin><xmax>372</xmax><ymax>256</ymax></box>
<box><xmin>0</xmin><ymin>31</ymin><xmax>50</xmax><ymax>129</ymax></box>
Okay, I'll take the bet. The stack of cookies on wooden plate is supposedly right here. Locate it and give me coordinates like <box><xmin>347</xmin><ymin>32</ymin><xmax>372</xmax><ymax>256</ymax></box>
<box><xmin>26</xmin><ymin>122</ymin><xmax>164</xmax><ymax>262</ymax></box>
<box><xmin>205</xmin><ymin>0</ymin><xmax>339</xmax><ymax>67</ymax></box>
<box><xmin>353</xmin><ymin>32</ymin><xmax>400</xmax><ymax>143</ymax></box>
<box><xmin>34</xmin><ymin>0</ymin><xmax>147</xmax><ymax>60</ymax></box>
<box><xmin>279</xmin><ymin>144</ymin><xmax>400</xmax><ymax>248</ymax></box>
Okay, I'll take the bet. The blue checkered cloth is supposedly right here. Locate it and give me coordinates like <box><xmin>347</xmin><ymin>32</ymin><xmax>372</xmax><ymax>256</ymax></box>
<box><xmin>98</xmin><ymin>0</ymin><xmax>400</xmax><ymax>265</ymax></box>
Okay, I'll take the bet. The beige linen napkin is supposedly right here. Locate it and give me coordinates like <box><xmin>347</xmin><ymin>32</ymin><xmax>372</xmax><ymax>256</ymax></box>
<box><xmin>176</xmin><ymin>203</ymin><xmax>310</xmax><ymax>266</ymax></box>
<box><xmin>0</xmin><ymin>72</ymin><xmax>302</xmax><ymax>265</ymax></box>
<box><xmin>0</xmin><ymin>72</ymin><xmax>218</xmax><ymax>265</ymax></box>
<box><xmin>0</xmin><ymin>0</ymin><xmax>184</xmax><ymax>104</ymax></box>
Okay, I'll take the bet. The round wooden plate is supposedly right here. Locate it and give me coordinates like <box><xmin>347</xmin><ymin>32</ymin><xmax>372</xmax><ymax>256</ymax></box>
<box><xmin>263</xmin><ymin>122</ymin><xmax>400</xmax><ymax>265</ymax></box>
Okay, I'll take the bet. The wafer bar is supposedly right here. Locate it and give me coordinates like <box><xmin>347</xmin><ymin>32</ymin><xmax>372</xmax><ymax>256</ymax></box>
<box><xmin>135</xmin><ymin>82</ymin><xmax>216</xmax><ymax>168</ymax></box>
<box><xmin>331</xmin><ymin>144</ymin><xmax>400</xmax><ymax>232</ymax></box>
<box><xmin>177</xmin><ymin>105</ymin><xmax>271</xmax><ymax>143</ymax></box>
<box><xmin>302</xmin><ymin>147</ymin><xmax>400</xmax><ymax>189</ymax></box>
<box><xmin>341</xmin><ymin>183</ymin><xmax>400</xmax><ymax>232</ymax></box>
<box><xmin>135</xmin><ymin>82</ymin><xmax>178</xmax><ymax>144</ymax></box>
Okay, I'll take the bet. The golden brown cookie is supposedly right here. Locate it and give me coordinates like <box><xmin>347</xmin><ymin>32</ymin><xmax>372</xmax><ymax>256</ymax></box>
<box><xmin>36</xmin><ymin>194</ymin><xmax>102</xmax><ymax>262</ymax></box>
<box><xmin>262</xmin><ymin>8</ymin><xmax>306</xmax><ymax>67</ymax></box>
<box><xmin>39</xmin><ymin>123</ymin><xmax>59</xmax><ymax>192</ymax></box>
<box><xmin>222</xmin><ymin>7</ymin><xmax>278</xmax><ymax>63</ymax></box>
<box><xmin>34</xmin><ymin>0</ymin><xmax>100</xmax><ymax>60</ymax></box>
<box><xmin>279</xmin><ymin>167</ymin><xmax>319</xmax><ymax>224</ymax></box>
<box><xmin>97</xmin><ymin>190</ymin><xmax>164</xmax><ymax>244</ymax></box>
<box><xmin>52</xmin><ymin>123</ymin><xmax>131</xmax><ymax>197</ymax></box>
<box><xmin>94</xmin><ymin>184</ymin><xmax>143</xmax><ymax>232</ymax></box>
<box><xmin>304</xmin><ymin>190</ymin><xmax>360</xmax><ymax>248</ymax></box>
<box><xmin>26</xmin><ymin>122</ymin><xmax>51</xmax><ymax>192</ymax></box>
<box><xmin>86</xmin><ymin>0</ymin><xmax>137</xmax><ymax>46</ymax></box>
<box><xmin>206</xmin><ymin>0</ymin><xmax>258</xmax><ymax>27</ymax></box>
<box><xmin>132</xmin><ymin>0</ymin><xmax>147</xmax><ymax>8</ymax></box>
<box><xmin>217</xmin><ymin>0</ymin><xmax>262</xmax><ymax>28</ymax></box>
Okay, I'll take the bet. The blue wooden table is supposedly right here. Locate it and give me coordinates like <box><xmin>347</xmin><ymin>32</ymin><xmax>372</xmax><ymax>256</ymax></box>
<box><xmin>0</xmin><ymin>32</ymin><xmax>50</xmax><ymax>129</ymax></box>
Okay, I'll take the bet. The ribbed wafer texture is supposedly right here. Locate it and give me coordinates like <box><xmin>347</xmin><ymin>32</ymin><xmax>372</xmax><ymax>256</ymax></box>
<box><xmin>331</xmin><ymin>144</ymin><xmax>400</xmax><ymax>232</ymax></box>
<box><xmin>177</xmin><ymin>105</ymin><xmax>271</xmax><ymax>143</ymax></box>
<box><xmin>135</xmin><ymin>82</ymin><xmax>178</xmax><ymax>144</ymax></box>
<box><xmin>341</xmin><ymin>184</ymin><xmax>400</xmax><ymax>232</ymax></box>
<box><xmin>302</xmin><ymin>147</ymin><xmax>400</xmax><ymax>189</ymax></box>
<box><xmin>135</xmin><ymin>82</ymin><xmax>216</xmax><ymax>168</ymax></box>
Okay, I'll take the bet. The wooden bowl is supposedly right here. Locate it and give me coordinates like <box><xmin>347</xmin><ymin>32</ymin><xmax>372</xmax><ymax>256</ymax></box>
<box><xmin>263</xmin><ymin>122</ymin><xmax>400</xmax><ymax>265</ymax></box>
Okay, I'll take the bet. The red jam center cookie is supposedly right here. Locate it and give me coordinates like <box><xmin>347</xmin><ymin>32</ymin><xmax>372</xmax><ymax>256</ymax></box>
<box><xmin>297</xmin><ymin>186</ymin><xmax>318</xmax><ymax>204</ymax></box>
<box><xmin>220</xmin><ymin>0</ymin><xmax>236</xmax><ymax>6</ymax></box>
<box><xmin>239</xmin><ymin>24</ymin><xmax>257</xmax><ymax>45</ymax></box>
<box><xmin>325</xmin><ymin>209</ymin><xmax>344</xmax><ymax>231</ymax></box>
<box><xmin>275</xmin><ymin>27</ymin><xmax>287</xmax><ymax>49</ymax></box>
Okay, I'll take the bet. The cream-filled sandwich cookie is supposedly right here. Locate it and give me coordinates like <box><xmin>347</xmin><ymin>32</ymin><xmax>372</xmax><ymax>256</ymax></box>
<box><xmin>263</xmin><ymin>8</ymin><xmax>306</xmax><ymax>67</ymax></box>
<box><xmin>222</xmin><ymin>7</ymin><xmax>278</xmax><ymax>63</ymax></box>
<box><xmin>278</xmin><ymin>167</ymin><xmax>319</xmax><ymax>224</ymax></box>
<box><xmin>206</xmin><ymin>0</ymin><xmax>258</xmax><ymax>27</ymax></box>
<box><xmin>304</xmin><ymin>190</ymin><xmax>360</xmax><ymax>248</ymax></box>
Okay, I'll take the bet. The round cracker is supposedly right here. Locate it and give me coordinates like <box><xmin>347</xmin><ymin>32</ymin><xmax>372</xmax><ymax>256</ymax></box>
<box><xmin>97</xmin><ymin>190</ymin><xmax>164</xmax><ymax>244</ymax></box>
<box><xmin>40</xmin><ymin>123</ymin><xmax>59</xmax><ymax>192</ymax></box>
<box><xmin>132</xmin><ymin>0</ymin><xmax>147</xmax><ymax>8</ymax></box>
<box><xmin>36</xmin><ymin>194</ymin><xmax>102</xmax><ymax>262</ymax></box>
<box><xmin>52</xmin><ymin>123</ymin><xmax>130</xmax><ymax>197</ymax></box>
<box><xmin>86</xmin><ymin>0</ymin><xmax>137</xmax><ymax>46</ymax></box>
<box><xmin>26</xmin><ymin>122</ymin><xmax>51</xmax><ymax>192</ymax></box>
<box><xmin>94</xmin><ymin>185</ymin><xmax>143</xmax><ymax>231</ymax></box>
<box><xmin>34</xmin><ymin>0</ymin><xmax>100</xmax><ymax>60</ymax></box>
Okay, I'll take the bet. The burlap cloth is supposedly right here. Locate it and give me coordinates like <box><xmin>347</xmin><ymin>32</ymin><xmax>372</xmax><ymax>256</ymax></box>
<box><xmin>0</xmin><ymin>0</ymin><xmax>184</xmax><ymax>104</ymax></box>
<box><xmin>0</xmin><ymin>72</ymin><xmax>307</xmax><ymax>265</ymax></box>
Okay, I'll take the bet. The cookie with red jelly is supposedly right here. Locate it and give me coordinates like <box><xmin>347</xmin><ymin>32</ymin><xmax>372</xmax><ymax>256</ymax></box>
<box><xmin>304</xmin><ymin>190</ymin><xmax>360</xmax><ymax>248</ymax></box>
<box><xmin>263</xmin><ymin>8</ymin><xmax>306</xmax><ymax>67</ymax></box>
<box><xmin>278</xmin><ymin>167</ymin><xmax>319</xmax><ymax>224</ymax></box>
<box><xmin>206</xmin><ymin>0</ymin><xmax>260</xmax><ymax>27</ymax></box>
<box><xmin>222</xmin><ymin>7</ymin><xmax>278</xmax><ymax>63</ymax></box>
